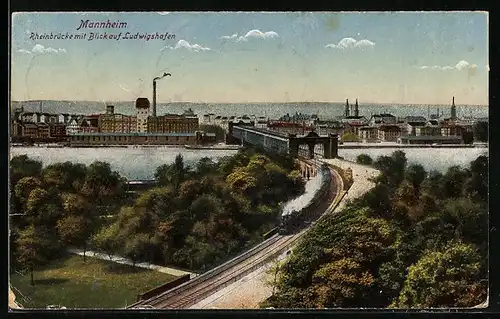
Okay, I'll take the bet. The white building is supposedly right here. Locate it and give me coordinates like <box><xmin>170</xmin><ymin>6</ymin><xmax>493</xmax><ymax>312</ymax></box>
<box><xmin>66</xmin><ymin>118</ymin><xmax>80</xmax><ymax>135</ymax></box>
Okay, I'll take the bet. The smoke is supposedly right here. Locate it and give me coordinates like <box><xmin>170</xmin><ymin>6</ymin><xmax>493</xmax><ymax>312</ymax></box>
<box><xmin>282</xmin><ymin>168</ymin><xmax>325</xmax><ymax>216</ymax></box>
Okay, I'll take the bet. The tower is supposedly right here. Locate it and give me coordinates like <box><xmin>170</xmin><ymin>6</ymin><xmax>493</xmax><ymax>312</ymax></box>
<box><xmin>136</xmin><ymin>98</ymin><xmax>150</xmax><ymax>133</ymax></box>
<box><xmin>451</xmin><ymin>96</ymin><xmax>457</xmax><ymax>120</ymax></box>
<box><xmin>354</xmin><ymin>99</ymin><xmax>359</xmax><ymax>117</ymax></box>
<box><xmin>344</xmin><ymin>99</ymin><xmax>350</xmax><ymax>117</ymax></box>
<box><xmin>106</xmin><ymin>105</ymin><xmax>114</xmax><ymax>114</ymax></box>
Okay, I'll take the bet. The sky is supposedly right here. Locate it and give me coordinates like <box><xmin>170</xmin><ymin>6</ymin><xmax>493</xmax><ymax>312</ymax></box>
<box><xmin>11</xmin><ymin>12</ymin><xmax>489</xmax><ymax>105</ymax></box>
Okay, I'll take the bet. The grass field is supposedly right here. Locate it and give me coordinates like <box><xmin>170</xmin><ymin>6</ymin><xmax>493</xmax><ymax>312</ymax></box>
<box><xmin>10</xmin><ymin>254</ymin><xmax>177</xmax><ymax>309</ymax></box>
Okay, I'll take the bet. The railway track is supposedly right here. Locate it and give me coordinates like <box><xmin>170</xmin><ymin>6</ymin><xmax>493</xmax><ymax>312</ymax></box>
<box><xmin>129</xmin><ymin>158</ymin><xmax>342</xmax><ymax>310</ymax></box>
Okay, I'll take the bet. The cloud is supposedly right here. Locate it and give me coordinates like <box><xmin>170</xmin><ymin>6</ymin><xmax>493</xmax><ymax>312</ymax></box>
<box><xmin>417</xmin><ymin>60</ymin><xmax>479</xmax><ymax>72</ymax></box>
<box><xmin>325</xmin><ymin>37</ymin><xmax>375</xmax><ymax>49</ymax></box>
<box><xmin>17</xmin><ymin>44</ymin><xmax>66</xmax><ymax>55</ymax></box>
<box><xmin>161</xmin><ymin>39</ymin><xmax>211</xmax><ymax>52</ymax></box>
<box><xmin>220</xmin><ymin>29</ymin><xmax>279</xmax><ymax>42</ymax></box>
<box><xmin>17</xmin><ymin>49</ymin><xmax>32</xmax><ymax>54</ymax></box>
<box><xmin>220</xmin><ymin>33</ymin><xmax>238</xmax><ymax>40</ymax></box>
<box><xmin>237</xmin><ymin>30</ymin><xmax>279</xmax><ymax>42</ymax></box>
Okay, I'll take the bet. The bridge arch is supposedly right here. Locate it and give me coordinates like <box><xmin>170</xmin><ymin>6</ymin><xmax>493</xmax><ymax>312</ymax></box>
<box><xmin>288</xmin><ymin>131</ymin><xmax>338</xmax><ymax>159</ymax></box>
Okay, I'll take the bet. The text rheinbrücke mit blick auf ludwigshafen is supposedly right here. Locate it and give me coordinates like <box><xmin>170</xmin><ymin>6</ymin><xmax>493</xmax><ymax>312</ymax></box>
<box><xmin>29</xmin><ymin>19</ymin><xmax>175</xmax><ymax>41</ymax></box>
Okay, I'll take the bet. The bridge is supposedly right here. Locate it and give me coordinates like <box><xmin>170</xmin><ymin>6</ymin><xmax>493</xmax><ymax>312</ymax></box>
<box><xmin>226</xmin><ymin>122</ymin><xmax>339</xmax><ymax>160</ymax></box>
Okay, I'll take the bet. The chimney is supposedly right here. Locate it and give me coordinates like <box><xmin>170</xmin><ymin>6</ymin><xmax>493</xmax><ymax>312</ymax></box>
<box><xmin>345</xmin><ymin>99</ymin><xmax>350</xmax><ymax>117</ymax></box>
<box><xmin>152</xmin><ymin>80</ymin><xmax>157</xmax><ymax>117</ymax></box>
<box><xmin>39</xmin><ymin>101</ymin><xmax>42</xmax><ymax>113</ymax></box>
<box><xmin>354</xmin><ymin>99</ymin><xmax>359</xmax><ymax>117</ymax></box>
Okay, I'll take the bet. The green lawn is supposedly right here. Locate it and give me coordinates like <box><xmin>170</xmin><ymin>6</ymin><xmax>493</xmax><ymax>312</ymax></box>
<box><xmin>10</xmin><ymin>254</ymin><xmax>177</xmax><ymax>309</ymax></box>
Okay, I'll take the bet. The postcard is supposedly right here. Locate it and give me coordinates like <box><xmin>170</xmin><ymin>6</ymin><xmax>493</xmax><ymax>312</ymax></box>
<box><xmin>9</xmin><ymin>11</ymin><xmax>488</xmax><ymax>310</ymax></box>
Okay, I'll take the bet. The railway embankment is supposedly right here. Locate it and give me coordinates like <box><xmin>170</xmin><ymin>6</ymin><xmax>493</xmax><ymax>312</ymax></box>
<box><xmin>188</xmin><ymin>159</ymin><xmax>379</xmax><ymax>309</ymax></box>
<box><xmin>322</xmin><ymin>158</ymin><xmax>380</xmax><ymax>212</ymax></box>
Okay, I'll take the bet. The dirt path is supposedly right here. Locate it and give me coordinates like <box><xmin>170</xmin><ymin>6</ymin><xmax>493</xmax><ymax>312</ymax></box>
<box><xmin>67</xmin><ymin>248</ymin><xmax>197</xmax><ymax>278</ymax></box>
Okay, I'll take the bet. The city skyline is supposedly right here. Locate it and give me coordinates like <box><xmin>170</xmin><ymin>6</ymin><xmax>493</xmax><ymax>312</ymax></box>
<box><xmin>11</xmin><ymin>12</ymin><xmax>489</xmax><ymax>105</ymax></box>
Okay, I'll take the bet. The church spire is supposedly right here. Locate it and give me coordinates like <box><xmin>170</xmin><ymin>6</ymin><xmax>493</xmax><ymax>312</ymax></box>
<box><xmin>451</xmin><ymin>96</ymin><xmax>457</xmax><ymax>120</ymax></box>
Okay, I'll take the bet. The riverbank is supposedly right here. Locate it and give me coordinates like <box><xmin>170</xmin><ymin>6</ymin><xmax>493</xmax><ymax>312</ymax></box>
<box><xmin>339</xmin><ymin>143</ymin><xmax>486</xmax><ymax>149</ymax></box>
<box><xmin>11</xmin><ymin>142</ymin><xmax>487</xmax><ymax>149</ymax></box>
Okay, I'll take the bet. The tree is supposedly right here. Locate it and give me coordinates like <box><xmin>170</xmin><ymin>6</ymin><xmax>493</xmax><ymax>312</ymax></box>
<box><xmin>395</xmin><ymin>180</ymin><xmax>418</xmax><ymax>207</ymax></box>
<box><xmin>311</xmin><ymin>258</ymin><xmax>375</xmax><ymax>308</ymax></box>
<box><xmin>178</xmin><ymin>180</ymin><xmax>203</xmax><ymax>205</ymax></box>
<box><xmin>195</xmin><ymin>157</ymin><xmax>217</xmax><ymax>176</ymax></box>
<box><xmin>189</xmin><ymin>194</ymin><xmax>223</xmax><ymax>221</ymax></box>
<box><xmin>56</xmin><ymin>215</ymin><xmax>92</xmax><ymax>261</ymax></box>
<box><xmin>80</xmin><ymin>161</ymin><xmax>125</xmax><ymax>199</ymax></box>
<box><xmin>25</xmin><ymin>187</ymin><xmax>63</xmax><ymax>226</ymax></box>
<box><xmin>341</xmin><ymin>132</ymin><xmax>361</xmax><ymax>142</ymax></box>
<box><xmin>16</xmin><ymin>225</ymin><xmax>60</xmax><ymax>285</ymax></box>
<box><xmin>13</xmin><ymin>176</ymin><xmax>42</xmax><ymax>208</ymax></box>
<box><xmin>92</xmin><ymin>223</ymin><xmax>121</xmax><ymax>261</ymax></box>
<box><xmin>356</xmin><ymin>154</ymin><xmax>373</xmax><ymax>166</ymax></box>
<box><xmin>122</xmin><ymin>233</ymin><xmax>152</xmax><ymax>267</ymax></box>
<box><xmin>42</xmin><ymin>162</ymin><xmax>87</xmax><ymax>192</ymax></box>
<box><xmin>135</xmin><ymin>187</ymin><xmax>177</xmax><ymax>219</ymax></box>
<box><xmin>394</xmin><ymin>243</ymin><xmax>486</xmax><ymax>308</ymax></box>
<box><xmin>465</xmin><ymin>155</ymin><xmax>488</xmax><ymax>202</ymax></box>
<box><xmin>10</xmin><ymin>155</ymin><xmax>42</xmax><ymax>186</ymax></box>
<box><xmin>155</xmin><ymin>154</ymin><xmax>189</xmax><ymax>189</ymax></box>
<box><xmin>472</xmin><ymin>121</ymin><xmax>488</xmax><ymax>142</ymax></box>
<box><xmin>405</xmin><ymin>164</ymin><xmax>427</xmax><ymax>189</ymax></box>
<box><xmin>442</xmin><ymin>166</ymin><xmax>468</xmax><ymax>198</ymax></box>
<box><xmin>441</xmin><ymin>198</ymin><xmax>487</xmax><ymax>249</ymax></box>
<box><xmin>226</xmin><ymin>167</ymin><xmax>258</xmax><ymax>195</ymax></box>
<box><xmin>421</xmin><ymin>170</ymin><xmax>444</xmax><ymax>199</ymax></box>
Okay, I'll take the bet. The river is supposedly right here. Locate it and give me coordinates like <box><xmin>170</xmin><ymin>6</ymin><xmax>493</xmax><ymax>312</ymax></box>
<box><xmin>10</xmin><ymin>146</ymin><xmax>488</xmax><ymax>180</ymax></box>
<box><xmin>338</xmin><ymin>147</ymin><xmax>488</xmax><ymax>173</ymax></box>
<box><xmin>10</xmin><ymin>147</ymin><xmax>238</xmax><ymax>180</ymax></box>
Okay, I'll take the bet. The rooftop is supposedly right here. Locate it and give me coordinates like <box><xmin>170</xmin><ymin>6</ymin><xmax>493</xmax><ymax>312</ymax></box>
<box><xmin>71</xmin><ymin>132</ymin><xmax>198</xmax><ymax>137</ymax></box>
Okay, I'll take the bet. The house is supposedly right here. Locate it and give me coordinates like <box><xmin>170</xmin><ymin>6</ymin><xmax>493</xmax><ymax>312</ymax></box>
<box><xmin>11</xmin><ymin>120</ymin><xmax>24</xmax><ymax>137</ymax></box>
<box><xmin>404</xmin><ymin>116</ymin><xmax>428</xmax><ymax>136</ymax></box>
<box><xmin>441</xmin><ymin>124</ymin><xmax>465</xmax><ymax>137</ymax></box>
<box><xmin>58</xmin><ymin>113</ymin><xmax>71</xmax><ymax>124</ymax></box>
<box><xmin>49</xmin><ymin>123</ymin><xmax>67</xmax><ymax>139</ymax></box>
<box><xmin>66</xmin><ymin>117</ymin><xmax>81</xmax><ymax>135</ymax></box>
<box><xmin>368</xmin><ymin>113</ymin><xmax>397</xmax><ymax>126</ymax></box>
<box><xmin>358</xmin><ymin>126</ymin><xmax>378</xmax><ymax>142</ymax></box>
<box><xmin>378</xmin><ymin>125</ymin><xmax>401</xmax><ymax>142</ymax></box>
<box><xmin>416</xmin><ymin>126</ymin><xmax>441</xmax><ymax>136</ymax></box>
<box><xmin>79</xmin><ymin>116</ymin><xmax>99</xmax><ymax>133</ymax></box>
<box><xmin>344</xmin><ymin>122</ymin><xmax>366</xmax><ymax>135</ymax></box>
<box><xmin>37</xmin><ymin>123</ymin><xmax>50</xmax><ymax>139</ymax></box>
<box><xmin>404</xmin><ymin>116</ymin><xmax>427</xmax><ymax>124</ymax></box>
<box><xmin>255</xmin><ymin>117</ymin><xmax>268</xmax><ymax>129</ymax></box>
<box><xmin>21</xmin><ymin>112</ymin><xmax>37</xmax><ymax>123</ymax></box>
<box><xmin>22</xmin><ymin>123</ymin><xmax>38</xmax><ymax>138</ymax></box>
<box><xmin>313</xmin><ymin>120</ymin><xmax>344</xmax><ymax>136</ymax></box>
